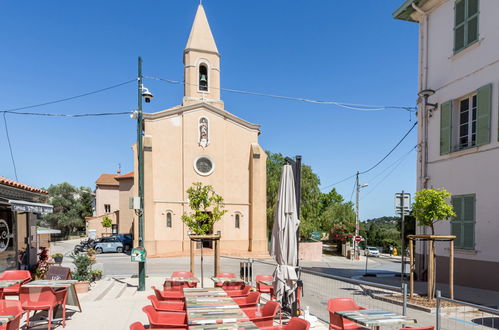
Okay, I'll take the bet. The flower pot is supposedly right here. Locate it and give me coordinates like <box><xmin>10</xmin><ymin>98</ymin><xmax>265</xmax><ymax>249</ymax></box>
<box><xmin>53</xmin><ymin>256</ymin><xmax>63</xmax><ymax>263</ymax></box>
<box><xmin>74</xmin><ymin>281</ymin><xmax>90</xmax><ymax>294</ymax></box>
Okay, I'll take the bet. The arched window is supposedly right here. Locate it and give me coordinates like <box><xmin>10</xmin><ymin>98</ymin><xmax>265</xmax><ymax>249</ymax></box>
<box><xmin>166</xmin><ymin>212</ymin><xmax>172</xmax><ymax>228</ymax></box>
<box><xmin>199</xmin><ymin>64</ymin><xmax>208</xmax><ymax>91</ymax></box>
<box><xmin>235</xmin><ymin>214</ymin><xmax>240</xmax><ymax>229</ymax></box>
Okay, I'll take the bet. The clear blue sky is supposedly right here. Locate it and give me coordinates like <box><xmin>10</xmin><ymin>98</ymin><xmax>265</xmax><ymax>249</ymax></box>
<box><xmin>0</xmin><ymin>1</ymin><xmax>418</xmax><ymax>220</ymax></box>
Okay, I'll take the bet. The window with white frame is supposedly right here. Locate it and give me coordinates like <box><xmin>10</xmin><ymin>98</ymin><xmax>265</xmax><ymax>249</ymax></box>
<box><xmin>457</xmin><ymin>94</ymin><xmax>477</xmax><ymax>150</ymax></box>
<box><xmin>104</xmin><ymin>204</ymin><xmax>111</xmax><ymax>213</ymax></box>
<box><xmin>235</xmin><ymin>214</ymin><xmax>240</xmax><ymax>229</ymax></box>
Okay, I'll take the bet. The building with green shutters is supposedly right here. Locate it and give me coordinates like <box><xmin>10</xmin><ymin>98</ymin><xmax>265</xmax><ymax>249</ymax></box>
<box><xmin>394</xmin><ymin>0</ymin><xmax>499</xmax><ymax>291</ymax></box>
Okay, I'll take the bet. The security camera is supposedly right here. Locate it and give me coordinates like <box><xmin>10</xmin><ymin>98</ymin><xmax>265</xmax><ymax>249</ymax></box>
<box><xmin>141</xmin><ymin>87</ymin><xmax>153</xmax><ymax>103</ymax></box>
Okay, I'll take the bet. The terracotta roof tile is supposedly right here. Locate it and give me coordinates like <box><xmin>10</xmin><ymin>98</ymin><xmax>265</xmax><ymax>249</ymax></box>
<box><xmin>0</xmin><ymin>176</ymin><xmax>48</xmax><ymax>194</ymax></box>
<box><xmin>95</xmin><ymin>174</ymin><xmax>119</xmax><ymax>186</ymax></box>
<box><xmin>115</xmin><ymin>171</ymin><xmax>134</xmax><ymax>180</ymax></box>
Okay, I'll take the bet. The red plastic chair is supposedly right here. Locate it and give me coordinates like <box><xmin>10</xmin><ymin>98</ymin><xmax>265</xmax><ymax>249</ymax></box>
<box><xmin>0</xmin><ymin>300</ymin><xmax>24</xmax><ymax>330</ymax></box>
<box><xmin>285</xmin><ymin>317</ymin><xmax>310</xmax><ymax>330</ymax></box>
<box><xmin>327</xmin><ymin>298</ymin><xmax>367</xmax><ymax>330</ymax></box>
<box><xmin>151</xmin><ymin>286</ymin><xmax>184</xmax><ymax>301</ymax></box>
<box><xmin>142</xmin><ymin>305</ymin><xmax>187</xmax><ymax>329</ymax></box>
<box><xmin>256</xmin><ymin>275</ymin><xmax>275</xmax><ymax>299</ymax></box>
<box><xmin>0</xmin><ymin>271</ymin><xmax>32</xmax><ymax>297</ymax></box>
<box><xmin>233</xmin><ymin>291</ymin><xmax>261</xmax><ymax>308</ymax></box>
<box><xmin>20</xmin><ymin>286</ymin><xmax>68</xmax><ymax>329</ymax></box>
<box><xmin>225</xmin><ymin>285</ymin><xmax>253</xmax><ymax>298</ymax></box>
<box><xmin>129</xmin><ymin>322</ymin><xmax>184</xmax><ymax>330</ymax></box>
<box><xmin>147</xmin><ymin>295</ymin><xmax>185</xmax><ymax>312</ymax></box>
<box><xmin>400</xmin><ymin>327</ymin><xmax>435</xmax><ymax>330</ymax></box>
<box><xmin>242</xmin><ymin>300</ymin><xmax>280</xmax><ymax>327</ymax></box>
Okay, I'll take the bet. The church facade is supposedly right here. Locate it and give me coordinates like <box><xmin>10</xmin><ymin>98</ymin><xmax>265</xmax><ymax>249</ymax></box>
<box><xmin>133</xmin><ymin>5</ymin><xmax>268</xmax><ymax>256</ymax></box>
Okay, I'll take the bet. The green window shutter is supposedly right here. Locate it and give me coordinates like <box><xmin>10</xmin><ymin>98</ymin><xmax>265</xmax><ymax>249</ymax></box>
<box><xmin>454</xmin><ymin>0</ymin><xmax>466</xmax><ymax>52</ymax></box>
<box><xmin>462</xmin><ymin>195</ymin><xmax>475</xmax><ymax>249</ymax></box>
<box><xmin>440</xmin><ymin>100</ymin><xmax>452</xmax><ymax>155</ymax></box>
<box><xmin>451</xmin><ymin>196</ymin><xmax>463</xmax><ymax>248</ymax></box>
<box><xmin>467</xmin><ymin>0</ymin><xmax>479</xmax><ymax>44</ymax></box>
<box><xmin>476</xmin><ymin>84</ymin><xmax>491</xmax><ymax>146</ymax></box>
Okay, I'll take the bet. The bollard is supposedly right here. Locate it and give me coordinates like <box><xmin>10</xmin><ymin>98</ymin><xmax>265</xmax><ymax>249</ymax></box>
<box><xmin>402</xmin><ymin>283</ymin><xmax>408</xmax><ymax>316</ymax></box>
<box><xmin>436</xmin><ymin>290</ymin><xmax>441</xmax><ymax>330</ymax></box>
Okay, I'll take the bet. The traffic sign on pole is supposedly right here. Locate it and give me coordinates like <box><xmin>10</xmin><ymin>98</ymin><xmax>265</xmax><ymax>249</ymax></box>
<box><xmin>354</xmin><ymin>235</ymin><xmax>362</xmax><ymax>242</ymax></box>
<box><xmin>395</xmin><ymin>193</ymin><xmax>411</xmax><ymax>216</ymax></box>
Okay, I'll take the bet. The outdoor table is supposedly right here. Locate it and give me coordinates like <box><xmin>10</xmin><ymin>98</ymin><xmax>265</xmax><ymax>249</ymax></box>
<box><xmin>22</xmin><ymin>280</ymin><xmax>82</xmax><ymax>312</ymax></box>
<box><xmin>211</xmin><ymin>277</ymin><xmax>245</xmax><ymax>284</ymax></box>
<box><xmin>165</xmin><ymin>276</ymin><xmax>199</xmax><ymax>284</ymax></box>
<box><xmin>186</xmin><ymin>308</ymin><xmax>250</xmax><ymax>325</ymax></box>
<box><xmin>0</xmin><ymin>280</ymin><xmax>23</xmax><ymax>288</ymax></box>
<box><xmin>189</xmin><ymin>321</ymin><xmax>258</xmax><ymax>329</ymax></box>
<box><xmin>183</xmin><ymin>287</ymin><xmax>228</xmax><ymax>297</ymax></box>
<box><xmin>185</xmin><ymin>296</ymin><xmax>239</xmax><ymax>309</ymax></box>
<box><xmin>335</xmin><ymin>309</ymin><xmax>417</xmax><ymax>329</ymax></box>
<box><xmin>257</xmin><ymin>279</ymin><xmax>273</xmax><ymax>286</ymax></box>
<box><xmin>0</xmin><ymin>315</ymin><xmax>16</xmax><ymax>326</ymax></box>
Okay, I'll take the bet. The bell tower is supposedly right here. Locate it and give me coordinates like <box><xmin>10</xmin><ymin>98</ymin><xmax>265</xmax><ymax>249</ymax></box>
<box><xmin>183</xmin><ymin>4</ymin><xmax>223</xmax><ymax>109</ymax></box>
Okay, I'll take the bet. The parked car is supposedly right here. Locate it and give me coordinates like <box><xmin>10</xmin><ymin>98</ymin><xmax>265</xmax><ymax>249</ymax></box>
<box><xmin>94</xmin><ymin>237</ymin><xmax>124</xmax><ymax>254</ymax></box>
<box><xmin>364</xmin><ymin>246</ymin><xmax>380</xmax><ymax>257</ymax></box>
<box><xmin>112</xmin><ymin>234</ymin><xmax>133</xmax><ymax>251</ymax></box>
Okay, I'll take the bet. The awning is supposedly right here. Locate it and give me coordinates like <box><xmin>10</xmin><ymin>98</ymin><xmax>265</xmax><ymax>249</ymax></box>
<box><xmin>8</xmin><ymin>199</ymin><xmax>53</xmax><ymax>214</ymax></box>
<box><xmin>37</xmin><ymin>227</ymin><xmax>61</xmax><ymax>235</ymax></box>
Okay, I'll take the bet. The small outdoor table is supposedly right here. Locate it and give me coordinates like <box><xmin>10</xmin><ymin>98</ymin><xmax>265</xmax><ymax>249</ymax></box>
<box><xmin>0</xmin><ymin>315</ymin><xmax>16</xmax><ymax>326</ymax></box>
<box><xmin>165</xmin><ymin>276</ymin><xmax>199</xmax><ymax>284</ymax></box>
<box><xmin>0</xmin><ymin>280</ymin><xmax>23</xmax><ymax>288</ymax></box>
<box><xmin>22</xmin><ymin>280</ymin><xmax>82</xmax><ymax>312</ymax></box>
<box><xmin>335</xmin><ymin>309</ymin><xmax>417</xmax><ymax>329</ymax></box>
<box><xmin>258</xmin><ymin>279</ymin><xmax>273</xmax><ymax>286</ymax></box>
<box><xmin>183</xmin><ymin>287</ymin><xmax>228</xmax><ymax>297</ymax></box>
<box><xmin>186</xmin><ymin>308</ymin><xmax>250</xmax><ymax>325</ymax></box>
<box><xmin>189</xmin><ymin>321</ymin><xmax>258</xmax><ymax>329</ymax></box>
<box><xmin>186</xmin><ymin>296</ymin><xmax>239</xmax><ymax>309</ymax></box>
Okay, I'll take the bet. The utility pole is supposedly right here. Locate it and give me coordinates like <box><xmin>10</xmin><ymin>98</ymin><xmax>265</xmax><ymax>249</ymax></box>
<box><xmin>400</xmin><ymin>190</ymin><xmax>406</xmax><ymax>285</ymax></box>
<box><xmin>355</xmin><ymin>171</ymin><xmax>360</xmax><ymax>260</ymax></box>
<box><xmin>137</xmin><ymin>56</ymin><xmax>146</xmax><ymax>291</ymax></box>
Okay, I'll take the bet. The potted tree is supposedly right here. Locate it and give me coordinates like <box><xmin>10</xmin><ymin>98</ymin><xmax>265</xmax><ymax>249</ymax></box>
<box><xmin>70</xmin><ymin>251</ymin><xmax>93</xmax><ymax>293</ymax></box>
<box><xmin>182</xmin><ymin>182</ymin><xmax>227</xmax><ymax>236</ymax></box>
<box><xmin>52</xmin><ymin>253</ymin><xmax>64</xmax><ymax>263</ymax></box>
<box><xmin>412</xmin><ymin>188</ymin><xmax>456</xmax><ymax>299</ymax></box>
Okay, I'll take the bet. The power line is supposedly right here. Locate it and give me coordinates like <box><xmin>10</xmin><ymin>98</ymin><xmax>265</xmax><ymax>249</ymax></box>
<box><xmin>144</xmin><ymin>75</ymin><xmax>417</xmax><ymax>112</ymax></box>
<box><xmin>1</xmin><ymin>79</ymin><xmax>135</xmax><ymax>113</ymax></box>
<box><xmin>2</xmin><ymin>113</ymin><xmax>18</xmax><ymax>181</ymax></box>
<box><xmin>362</xmin><ymin>146</ymin><xmax>417</xmax><ymax>199</ymax></box>
<box><xmin>359</xmin><ymin>122</ymin><xmax>417</xmax><ymax>175</ymax></box>
<box><xmin>320</xmin><ymin>122</ymin><xmax>417</xmax><ymax>190</ymax></box>
<box><xmin>4</xmin><ymin>111</ymin><xmax>132</xmax><ymax>117</ymax></box>
<box><xmin>349</xmin><ymin>177</ymin><xmax>357</xmax><ymax>202</ymax></box>
<box><xmin>366</xmin><ymin>145</ymin><xmax>417</xmax><ymax>185</ymax></box>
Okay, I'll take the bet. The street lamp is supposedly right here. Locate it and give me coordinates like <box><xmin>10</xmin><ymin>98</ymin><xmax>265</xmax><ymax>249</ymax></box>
<box><xmin>136</xmin><ymin>56</ymin><xmax>154</xmax><ymax>291</ymax></box>
<box><xmin>354</xmin><ymin>171</ymin><xmax>368</xmax><ymax>260</ymax></box>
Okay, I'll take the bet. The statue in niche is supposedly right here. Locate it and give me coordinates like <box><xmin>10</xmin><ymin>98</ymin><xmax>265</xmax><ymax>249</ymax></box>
<box><xmin>199</xmin><ymin>117</ymin><xmax>209</xmax><ymax>147</ymax></box>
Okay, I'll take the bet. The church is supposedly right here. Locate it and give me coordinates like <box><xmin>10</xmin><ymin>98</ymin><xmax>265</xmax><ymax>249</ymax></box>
<box><xmin>132</xmin><ymin>4</ymin><xmax>268</xmax><ymax>256</ymax></box>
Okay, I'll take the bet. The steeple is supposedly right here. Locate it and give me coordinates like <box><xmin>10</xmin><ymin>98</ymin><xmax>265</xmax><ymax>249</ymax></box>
<box><xmin>183</xmin><ymin>4</ymin><xmax>223</xmax><ymax>109</ymax></box>
<box><xmin>185</xmin><ymin>5</ymin><xmax>219</xmax><ymax>55</ymax></box>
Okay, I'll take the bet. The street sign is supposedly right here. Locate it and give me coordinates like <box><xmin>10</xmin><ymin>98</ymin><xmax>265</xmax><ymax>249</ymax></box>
<box><xmin>395</xmin><ymin>193</ymin><xmax>411</xmax><ymax>215</ymax></box>
<box><xmin>354</xmin><ymin>235</ymin><xmax>362</xmax><ymax>242</ymax></box>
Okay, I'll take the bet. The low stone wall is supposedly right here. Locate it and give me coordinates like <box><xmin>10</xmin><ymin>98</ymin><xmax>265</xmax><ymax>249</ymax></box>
<box><xmin>299</xmin><ymin>241</ymin><xmax>322</xmax><ymax>262</ymax></box>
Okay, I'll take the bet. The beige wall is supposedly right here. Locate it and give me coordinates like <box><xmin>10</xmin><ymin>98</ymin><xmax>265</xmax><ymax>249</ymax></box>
<box><xmin>95</xmin><ymin>185</ymin><xmax>119</xmax><ymax>216</ymax></box>
<box><xmin>86</xmin><ymin>211</ymin><xmax>119</xmax><ymax>238</ymax></box>
<box><xmin>117</xmin><ymin>178</ymin><xmax>134</xmax><ymax>234</ymax></box>
<box><xmin>135</xmin><ymin>104</ymin><xmax>267</xmax><ymax>256</ymax></box>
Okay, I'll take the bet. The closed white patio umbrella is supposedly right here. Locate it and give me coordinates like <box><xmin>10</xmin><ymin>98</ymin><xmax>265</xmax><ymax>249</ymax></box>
<box><xmin>270</xmin><ymin>164</ymin><xmax>300</xmax><ymax>311</ymax></box>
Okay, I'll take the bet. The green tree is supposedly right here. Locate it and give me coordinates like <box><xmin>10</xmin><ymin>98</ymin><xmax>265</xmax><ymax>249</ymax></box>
<box><xmin>101</xmin><ymin>216</ymin><xmax>112</xmax><ymax>235</ymax></box>
<box><xmin>181</xmin><ymin>182</ymin><xmax>227</xmax><ymax>235</ymax></box>
<box><xmin>412</xmin><ymin>188</ymin><xmax>456</xmax><ymax>299</ymax></box>
<box><xmin>266</xmin><ymin>151</ymin><xmax>322</xmax><ymax>239</ymax></box>
<box><xmin>43</xmin><ymin>183</ymin><xmax>93</xmax><ymax>233</ymax></box>
<box><xmin>412</xmin><ymin>189</ymin><xmax>456</xmax><ymax>235</ymax></box>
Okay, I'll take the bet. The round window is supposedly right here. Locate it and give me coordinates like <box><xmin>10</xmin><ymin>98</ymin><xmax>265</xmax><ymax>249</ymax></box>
<box><xmin>194</xmin><ymin>156</ymin><xmax>215</xmax><ymax>176</ymax></box>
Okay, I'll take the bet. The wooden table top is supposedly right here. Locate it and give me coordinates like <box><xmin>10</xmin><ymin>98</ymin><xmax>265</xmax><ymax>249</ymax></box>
<box><xmin>165</xmin><ymin>277</ymin><xmax>199</xmax><ymax>283</ymax></box>
<box><xmin>336</xmin><ymin>309</ymin><xmax>417</xmax><ymax>327</ymax></box>
<box><xmin>0</xmin><ymin>280</ymin><xmax>23</xmax><ymax>288</ymax></box>
<box><xmin>186</xmin><ymin>296</ymin><xmax>239</xmax><ymax>309</ymax></box>
<box><xmin>22</xmin><ymin>280</ymin><xmax>77</xmax><ymax>287</ymax></box>
<box><xmin>211</xmin><ymin>277</ymin><xmax>245</xmax><ymax>283</ymax></box>
<box><xmin>188</xmin><ymin>321</ymin><xmax>258</xmax><ymax>329</ymax></box>
<box><xmin>258</xmin><ymin>280</ymin><xmax>273</xmax><ymax>286</ymax></box>
<box><xmin>183</xmin><ymin>288</ymin><xmax>228</xmax><ymax>297</ymax></box>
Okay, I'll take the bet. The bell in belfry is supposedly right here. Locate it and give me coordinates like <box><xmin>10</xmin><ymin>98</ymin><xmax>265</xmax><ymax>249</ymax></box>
<box><xmin>200</xmin><ymin>74</ymin><xmax>207</xmax><ymax>83</ymax></box>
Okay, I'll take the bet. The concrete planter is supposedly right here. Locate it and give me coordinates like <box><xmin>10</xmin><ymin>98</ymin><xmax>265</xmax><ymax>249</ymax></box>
<box><xmin>299</xmin><ymin>242</ymin><xmax>322</xmax><ymax>262</ymax></box>
<box><xmin>74</xmin><ymin>281</ymin><xmax>90</xmax><ymax>294</ymax></box>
